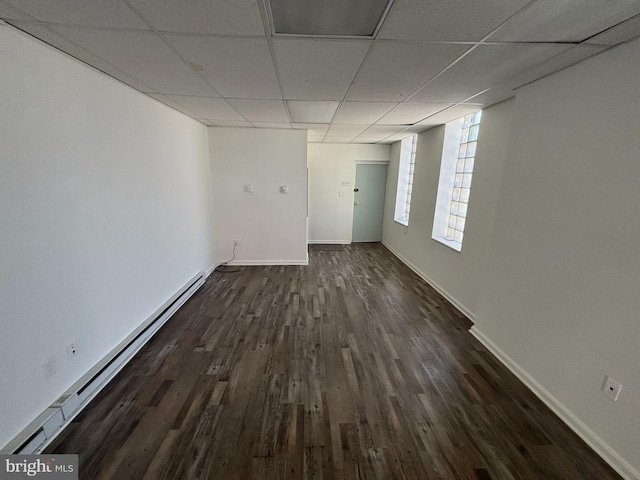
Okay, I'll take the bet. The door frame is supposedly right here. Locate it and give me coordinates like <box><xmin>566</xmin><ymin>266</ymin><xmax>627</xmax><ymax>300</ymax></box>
<box><xmin>351</xmin><ymin>160</ymin><xmax>389</xmax><ymax>243</ymax></box>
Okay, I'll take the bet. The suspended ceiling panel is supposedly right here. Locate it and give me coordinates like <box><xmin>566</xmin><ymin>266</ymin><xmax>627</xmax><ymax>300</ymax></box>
<box><xmin>272</xmin><ymin>38</ymin><xmax>371</xmax><ymax>100</ymax></box>
<box><xmin>127</xmin><ymin>0</ymin><xmax>265</xmax><ymax>35</ymax></box>
<box><xmin>287</xmin><ymin>100</ymin><xmax>340</xmax><ymax>123</ymax></box>
<box><xmin>377</xmin><ymin>102</ymin><xmax>452</xmax><ymax>125</ymax></box>
<box><xmin>2</xmin><ymin>0</ymin><xmax>637</xmax><ymax>143</ymax></box>
<box><xmin>251</xmin><ymin>122</ymin><xmax>291</xmax><ymax>129</ymax></box>
<box><xmin>226</xmin><ymin>99</ymin><xmax>290</xmax><ymax>123</ymax></box>
<box><xmin>332</xmin><ymin>101</ymin><xmax>396</xmax><ymax>125</ymax></box>
<box><xmin>3</xmin><ymin>0</ymin><xmax>146</xmax><ymax>28</ymax></box>
<box><xmin>508</xmin><ymin>44</ymin><xmax>608</xmax><ymax>90</ymax></box>
<box><xmin>462</xmin><ymin>86</ymin><xmax>516</xmax><ymax>107</ymax></box>
<box><xmin>211</xmin><ymin>120</ymin><xmax>254</xmax><ymax>127</ymax></box>
<box><xmin>326</xmin><ymin>124</ymin><xmax>370</xmax><ymax>138</ymax></box>
<box><xmin>346</xmin><ymin>41</ymin><xmax>470</xmax><ymax>101</ymax></box>
<box><xmin>50</xmin><ymin>27</ymin><xmax>216</xmax><ymax>96</ymax></box>
<box><xmin>487</xmin><ymin>0</ymin><xmax>640</xmax><ymax>42</ymax></box>
<box><xmin>411</xmin><ymin>43</ymin><xmax>572</xmax><ymax>103</ymax></box>
<box><xmin>359</xmin><ymin>124</ymin><xmax>406</xmax><ymax>137</ymax></box>
<box><xmin>585</xmin><ymin>12</ymin><xmax>640</xmax><ymax>45</ymax></box>
<box><xmin>7</xmin><ymin>20</ymin><xmax>155</xmax><ymax>93</ymax></box>
<box><xmin>377</xmin><ymin>0</ymin><xmax>531</xmax><ymax>41</ymax></box>
<box><xmin>291</xmin><ymin>123</ymin><xmax>330</xmax><ymax>135</ymax></box>
<box><xmin>0</xmin><ymin>2</ymin><xmax>33</xmax><ymax>20</ymax></box>
<box><xmin>166</xmin><ymin>35</ymin><xmax>282</xmax><ymax>99</ymax></box>
<box><xmin>416</xmin><ymin>104</ymin><xmax>482</xmax><ymax>127</ymax></box>
<box><xmin>168</xmin><ymin>95</ymin><xmax>246</xmax><ymax>121</ymax></box>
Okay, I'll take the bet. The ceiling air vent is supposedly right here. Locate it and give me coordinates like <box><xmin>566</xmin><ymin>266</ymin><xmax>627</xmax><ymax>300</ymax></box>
<box><xmin>265</xmin><ymin>0</ymin><xmax>395</xmax><ymax>38</ymax></box>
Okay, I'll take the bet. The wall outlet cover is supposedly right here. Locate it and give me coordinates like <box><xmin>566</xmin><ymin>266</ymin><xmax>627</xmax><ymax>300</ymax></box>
<box><xmin>66</xmin><ymin>341</ymin><xmax>78</xmax><ymax>359</ymax></box>
<box><xmin>603</xmin><ymin>375</ymin><xmax>622</xmax><ymax>401</ymax></box>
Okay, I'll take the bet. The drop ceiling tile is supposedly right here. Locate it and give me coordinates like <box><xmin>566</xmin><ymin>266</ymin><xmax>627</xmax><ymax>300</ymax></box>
<box><xmin>411</xmin><ymin>43</ymin><xmax>570</xmax><ymax>103</ymax></box>
<box><xmin>128</xmin><ymin>0</ymin><xmax>265</xmax><ymax>35</ymax></box>
<box><xmin>287</xmin><ymin>101</ymin><xmax>340</xmax><ymax>123</ymax></box>
<box><xmin>377</xmin><ymin>102</ymin><xmax>452</xmax><ymax>124</ymax></box>
<box><xmin>210</xmin><ymin>121</ymin><xmax>254</xmax><ymax>128</ymax></box>
<box><xmin>332</xmin><ymin>101</ymin><xmax>396</xmax><ymax>124</ymax></box>
<box><xmin>147</xmin><ymin>93</ymin><xmax>200</xmax><ymax>116</ymax></box>
<box><xmin>9</xmin><ymin>21</ymin><xmax>157</xmax><ymax>92</ymax></box>
<box><xmin>462</xmin><ymin>85</ymin><xmax>515</xmax><ymax>105</ymax></box>
<box><xmin>586</xmin><ymin>13</ymin><xmax>640</xmax><ymax>45</ymax></box>
<box><xmin>165</xmin><ymin>35</ymin><xmax>281</xmax><ymax>99</ymax></box>
<box><xmin>0</xmin><ymin>2</ymin><xmax>33</xmax><ymax>19</ymax></box>
<box><xmin>48</xmin><ymin>27</ymin><xmax>216</xmax><ymax>96</ymax></box>
<box><xmin>381</xmin><ymin>133</ymin><xmax>416</xmax><ymax>142</ymax></box>
<box><xmin>169</xmin><ymin>95</ymin><xmax>246</xmax><ymax>121</ymax></box>
<box><xmin>416</xmin><ymin>104</ymin><xmax>482</xmax><ymax>127</ymax></box>
<box><xmin>308</xmin><ymin>135</ymin><xmax>325</xmax><ymax>142</ymax></box>
<box><xmin>326</xmin><ymin>125</ymin><xmax>370</xmax><ymax>138</ymax></box>
<box><xmin>508</xmin><ymin>44</ymin><xmax>607</xmax><ymax>89</ymax></box>
<box><xmin>292</xmin><ymin>123</ymin><xmax>329</xmax><ymax>136</ymax></box>
<box><xmin>273</xmin><ymin>38</ymin><xmax>371</xmax><ymax>100</ymax></box>
<box><xmin>378</xmin><ymin>0</ymin><xmax>530</xmax><ymax>41</ymax></box>
<box><xmin>226</xmin><ymin>99</ymin><xmax>289</xmax><ymax>123</ymax></box>
<box><xmin>488</xmin><ymin>0</ymin><xmax>640</xmax><ymax>42</ymax></box>
<box><xmin>324</xmin><ymin>137</ymin><xmax>356</xmax><ymax>143</ymax></box>
<box><xmin>4</xmin><ymin>0</ymin><xmax>147</xmax><ymax>28</ymax></box>
<box><xmin>359</xmin><ymin>125</ymin><xmax>406</xmax><ymax>137</ymax></box>
<box><xmin>252</xmin><ymin>122</ymin><xmax>291</xmax><ymax>129</ymax></box>
<box><xmin>347</xmin><ymin>41</ymin><xmax>470</xmax><ymax>102</ymax></box>
<box><xmin>196</xmin><ymin>118</ymin><xmax>217</xmax><ymax>126</ymax></box>
<box><xmin>351</xmin><ymin>138</ymin><xmax>384</xmax><ymax>144</ymax></box>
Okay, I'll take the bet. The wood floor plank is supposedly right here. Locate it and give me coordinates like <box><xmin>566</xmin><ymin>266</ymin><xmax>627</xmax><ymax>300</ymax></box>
<box><xmin>45</xmin><ymin>244</ymin><xmax>623</xmax><ymax>479</ymax></box>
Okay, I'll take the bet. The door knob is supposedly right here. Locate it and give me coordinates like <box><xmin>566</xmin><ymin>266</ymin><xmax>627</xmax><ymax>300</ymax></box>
<box><xmin>354</xmin><ymin>201</ymin><xmax>360</xmax><ymax>205</ymax></box>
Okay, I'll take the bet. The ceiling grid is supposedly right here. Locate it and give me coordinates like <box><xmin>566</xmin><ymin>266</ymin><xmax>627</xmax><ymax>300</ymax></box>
<box><xmin>2</xmin><ymin>0</ymin><xmax>639</xmax><ymax>142</ymax></box>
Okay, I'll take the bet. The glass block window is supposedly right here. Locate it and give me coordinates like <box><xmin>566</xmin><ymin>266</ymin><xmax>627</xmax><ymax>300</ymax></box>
<box><xmin>394</xmin><ymin>135</ymin><xmax>418</xmax><ymax>226</ymax></box>
<box><xmin>446</xmin><ymin>111</ymin><xmax>481</xmax><ymax>243</ymax></box>
<box><xmin>432</xmin><ymin>110</ymin><xmax>482</xmax><ymax>251</ymax></box>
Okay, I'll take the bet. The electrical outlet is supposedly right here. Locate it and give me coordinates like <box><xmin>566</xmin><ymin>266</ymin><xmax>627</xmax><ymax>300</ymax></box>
<box><xmin>42</xmin><ymin>356</ymin><xmax>56</xmax><ymax>379</ymax></box>
<box><xmin>603</xmin><ymin>375</ymin><xmax>622</xmax><ymax>401</ymax></box>
<box><xmin>66</xmin><ymin>340</ymin><xmax>78</xmax><ymax>359</ymax></box>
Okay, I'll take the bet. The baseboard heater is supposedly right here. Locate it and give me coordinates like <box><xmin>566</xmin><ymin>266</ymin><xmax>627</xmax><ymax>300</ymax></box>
<box><xmin>2</xmin><ymin>272</ymin><xmax>206</xmax><ymax>455</ymax></box>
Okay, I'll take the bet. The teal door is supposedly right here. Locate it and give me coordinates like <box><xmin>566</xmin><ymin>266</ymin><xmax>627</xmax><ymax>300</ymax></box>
<box><xmin>352</xmin><ymin>163</ymin><xmax>388</xmax><ymax>242</ymax></box>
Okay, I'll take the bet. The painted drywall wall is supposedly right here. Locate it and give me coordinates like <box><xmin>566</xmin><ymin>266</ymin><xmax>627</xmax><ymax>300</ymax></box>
<box><xmin>381</xmin><ymin>100</ymin><xmax>513</xmax><ymax>318</ymax></box>
<box><xmin>0</xmin><ymin>26</ymin><xmax>215</xmax><ymax>449</ymax></box>
<box><xmin>308</xmin><ymin>143</ymin><xmax>391</xmax><ymax>243</ymax></box>
<box><xmin>209</xmin><ymin>128</ymin><xmax>307</xmax><ymax>264</ymax></box>
<box><xmin>473</xmin><ymin>39</ymin><xmax>640</xmax><ymax>478</ymax></box>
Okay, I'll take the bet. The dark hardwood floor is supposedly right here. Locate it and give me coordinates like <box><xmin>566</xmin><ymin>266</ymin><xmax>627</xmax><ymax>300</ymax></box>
<box><xmin>46</xmin><ymin>243</ymin><xmax>622</xmax><ymax>479</ymax></box>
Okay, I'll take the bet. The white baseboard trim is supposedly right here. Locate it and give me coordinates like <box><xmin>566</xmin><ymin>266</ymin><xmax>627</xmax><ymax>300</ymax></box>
<box><xmin>228</xmin><ymin>260</ymin><xmax>308</xmax><ymax>266</ymax></box>
<box><xmin>308</xmin><ymin>240</ymin><xmax>351</xmax><ymax>245</ymax></box>
<box><xmin>470</xmin><ymin>326</ymin><xmax>639</xmax><ymax>480</ymax></box>
<box><xmin>1</xmin><ymin>272</ymin><xmax>207</xmax><ymax>455</ymax></box>
<box><xmin>381</xmin><ymin>242</ymin><xmax>475</xmax><ymax>322</ymax></box>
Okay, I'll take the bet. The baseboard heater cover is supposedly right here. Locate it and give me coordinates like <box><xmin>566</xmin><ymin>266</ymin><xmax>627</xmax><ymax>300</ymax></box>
<box><xmin>2</xmin><ymin>272</ymin><xmax>206</xmax><ymax>455</ymax></box>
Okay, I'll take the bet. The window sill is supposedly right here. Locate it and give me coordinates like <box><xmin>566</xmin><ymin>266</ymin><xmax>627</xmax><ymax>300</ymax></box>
<box><xmin>394</xmin><ymin>218</ymin><xmax>408</xmax><ymax>227</ymax></box>
<box><xmin>431</xmin><ymin>235</ymin><xmax>462</xmax><ymax>252</ymax></box>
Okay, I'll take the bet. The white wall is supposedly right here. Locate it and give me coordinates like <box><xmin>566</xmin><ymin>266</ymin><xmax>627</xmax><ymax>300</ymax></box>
<box><xmin>308</xmin><ymin>143</ymin><xmax>390</xmax><ymax>243</ymax></box>
<box><xmin>209</xmin><ymin>128</ymin><xmax>308</xmax><ymax>264</ymax></box>
<box><xmin>382</xmin><ymin>100</ymin><xmax>513</xmax><ymax>318</ymax></box>
<box><xmin>473</xmin><ymin>39</ymin><xmax>640</xmax><ymax>478</ymax></box>
<box><xmin>0</xmin><ymin>26</ymin><xmax>215</xmax><ymax>449</ymax></box>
